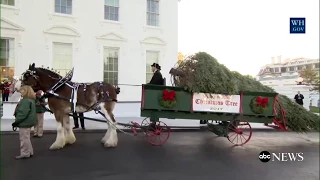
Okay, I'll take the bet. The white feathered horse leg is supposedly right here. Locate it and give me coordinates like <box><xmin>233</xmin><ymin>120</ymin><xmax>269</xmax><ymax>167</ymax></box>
<box><xmin>49</xmin><ymin>114</ymin><xmax>66</xmax><ymax>150</ymax></box>
<box><xmin>63</xmin><ymin>115</ymin><xmax>76</xmax><ymax>145</ymax></box>
<box><xmin>100</xmin><ymin>102</ymin><xmax>118</xmax><ymax>147</ymax></box>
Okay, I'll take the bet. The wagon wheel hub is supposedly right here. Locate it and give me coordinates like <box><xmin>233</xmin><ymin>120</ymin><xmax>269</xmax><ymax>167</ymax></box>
<box><xmin>155</xmin><ymin>130</ymin><xmax>161</xmax><ymax>135</ymax></box>
<box><xmin>236</xmin><ymin>129</ymin><xmax>243</xmax><ymax>134</ymax></box>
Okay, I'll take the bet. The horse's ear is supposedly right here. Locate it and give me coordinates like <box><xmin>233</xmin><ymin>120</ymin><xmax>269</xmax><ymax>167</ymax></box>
<box><xmin>28</xmin><ymin>64</ymin><xmax>31</xmax><ymax>70</ymax></box>
<box><xmin>31</xmin><ymin>63</ymin><xmax>35</xmax><ymax>68</ymax></box>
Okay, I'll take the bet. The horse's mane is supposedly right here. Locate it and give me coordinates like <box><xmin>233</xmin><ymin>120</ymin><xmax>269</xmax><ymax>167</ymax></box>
<box><xmin>37</xmin><ymin>67</ymin><xmax>62</xmax><ymax>79</ymax></box>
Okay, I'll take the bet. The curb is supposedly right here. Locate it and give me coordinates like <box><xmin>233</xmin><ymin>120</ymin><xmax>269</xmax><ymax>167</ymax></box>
<box><xmin>0</xmin><ymin>127</ymin><xmax>280</xmax><ymax>135</ymax></box>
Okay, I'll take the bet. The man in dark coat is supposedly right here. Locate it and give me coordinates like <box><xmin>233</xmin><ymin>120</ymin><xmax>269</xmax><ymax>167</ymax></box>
<box><xmin>149</xmin><ymin>63</ymin><xmax>163</xmax><ymax>85</ymax></box>
<box><xmin>294</xmin><ymin>91</ymin><xmax>304</xmax><ymax>106</ymax></box>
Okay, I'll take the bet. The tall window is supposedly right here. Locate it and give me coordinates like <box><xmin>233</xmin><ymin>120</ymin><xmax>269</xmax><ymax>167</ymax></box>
<box><xmin>146</xmin><ymin>0</ymin><xmax>159</xmax><ymax>26</ymax></box>
<box><xmin>0</xmin><ymin>38</ymin><xmax>15</xmax><ymax>81</ymax></box>
<box><xmin>103</xmin><ymin>48</ymin><xmax>119</xmax><ymax>85</ymax></box>
<box><xmin>104</xmin><ymin>0</ymin><xmax>119</xmax><ymax>21</ymax></box>
<box><xmin>55</xmin><ymin>0</ymin><xmax>72</xmax><ymax>15</ymax></box>
<box><xmin>1</xmin><ymin>0</ymin><xmax>14</xmax><ymax>5</ymax></box>
<box><xmin>52</xmin><ymin>43</ymin><xmax>73</xmax><ymax>77</ymax></box>
<box><xmin>146</xmin><ymin>51</ymin><xmax>159</xmax><ymax>83</ymax></box>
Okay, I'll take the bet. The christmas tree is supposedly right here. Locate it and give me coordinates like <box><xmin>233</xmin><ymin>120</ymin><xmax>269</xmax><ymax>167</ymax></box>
<box><xmin>170</xmin><ymin>52</ymin><xmax>319</xmax><ymax>132</ymax></box>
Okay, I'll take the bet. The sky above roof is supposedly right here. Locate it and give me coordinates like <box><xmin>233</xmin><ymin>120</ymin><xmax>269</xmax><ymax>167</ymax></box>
<box><xmin>178</xmin><ymin>0</ymin><xmax>319</xmax><ymax>76</ymax></box>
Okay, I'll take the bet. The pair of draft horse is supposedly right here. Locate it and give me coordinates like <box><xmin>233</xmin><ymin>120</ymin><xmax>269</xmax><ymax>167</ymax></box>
<box><xmin>15</xmin><ymin>63</ymin><xmax>120</xmax><ymax>150</ymax></box>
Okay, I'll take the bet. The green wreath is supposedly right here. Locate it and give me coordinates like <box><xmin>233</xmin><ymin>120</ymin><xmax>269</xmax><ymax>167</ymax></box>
<box><xmin>159</xmin><ymin>89</ymin><xmax>177</xmax><ymax>108</ymax></box>
<box><xmin>249</xmin><ymin>96</ymin><xmax>270</xmax><ymax>114</ymax></box>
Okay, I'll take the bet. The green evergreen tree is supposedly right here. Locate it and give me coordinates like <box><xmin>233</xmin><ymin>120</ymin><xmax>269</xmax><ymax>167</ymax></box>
<box><xmin>170</xmin><ymin>52</ymin><xmax>319</xmax><ymax>132</ymax></box>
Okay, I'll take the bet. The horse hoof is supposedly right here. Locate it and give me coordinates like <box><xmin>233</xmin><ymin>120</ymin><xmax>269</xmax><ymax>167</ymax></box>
<box><xmin>49</xmin><ymin>142</ymin><xmax>65</xmax><ymax>150</ymax></box>
<box><xmin>65</xmin><ymin>136</ymin><xmax>76</xmax><ymax>145</ymax></box>
<box><xmin>104</xmin><ymin>142</ymin><xmax>117</xmax><ymax>148</ymax></box>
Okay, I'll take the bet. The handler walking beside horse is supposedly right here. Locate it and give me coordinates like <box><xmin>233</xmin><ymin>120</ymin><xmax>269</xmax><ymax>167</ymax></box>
<box><xmin>12</xmin><ymin>85</ymin><xmax>36</xmax><ymax>159</ymax></box>
<box><xmin>34</xmin><ymin>90</ymin><xmax>47</xmax><ymax>138</ymax></box>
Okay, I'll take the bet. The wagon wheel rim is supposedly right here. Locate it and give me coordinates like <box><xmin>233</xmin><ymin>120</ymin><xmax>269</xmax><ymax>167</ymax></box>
<box><xmin>227</xmin><ymin>119</ymin><xmax>252</xmax><ymax>146</ymax></box>
<box><xmin>146</xmin><ymin>121</ymin><xmax>171</xmax><ymax>146</ymax></box>
<box><xmin>141</xmin><ymin>117</ymin><xmax>150</xmax><ymax>129</ymax></box>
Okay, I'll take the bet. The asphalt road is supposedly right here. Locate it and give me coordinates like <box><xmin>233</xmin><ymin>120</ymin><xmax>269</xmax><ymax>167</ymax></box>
<box><xmin>1</xmin><ymin>131</ymin><xmax>319</xmax><ymax>180</ymax></box>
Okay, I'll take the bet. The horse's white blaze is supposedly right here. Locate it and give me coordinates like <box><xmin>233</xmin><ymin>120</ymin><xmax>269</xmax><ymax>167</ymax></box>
<box><xmin>99</xmin><ymin>103</ymin><xmax>118</xmax><ymax>147</ymax></box>
<box><xmin>63</xmin><ymin>116</ymin><xmax>76</xmax><ymax>145</ymax></box>
<box><xmin>49</xmin><ymin>122</ymin><xmax>66</xmax><ymax>150</ymax></box>
<box><xmin>14</xmin><ymin>80</ymin><xmax>22</xmax><ymax>91</ymax></box>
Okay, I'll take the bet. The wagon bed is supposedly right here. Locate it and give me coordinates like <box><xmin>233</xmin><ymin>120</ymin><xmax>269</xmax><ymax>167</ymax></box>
<box><xmin>140</xmin><ymin>84</ymin><xmax>287</xmax><ymax>146</ymax></box>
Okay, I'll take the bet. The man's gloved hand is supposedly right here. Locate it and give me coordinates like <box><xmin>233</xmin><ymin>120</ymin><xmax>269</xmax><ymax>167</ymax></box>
<box><xmin>12</xmin><ymin>122</ymin><xmax>18</xmax><ymax>127</ymax></box>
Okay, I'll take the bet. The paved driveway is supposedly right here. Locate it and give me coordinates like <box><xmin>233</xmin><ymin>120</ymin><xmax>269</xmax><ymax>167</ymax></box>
<box><xmin>1</xmin><ymin>131</ymin><xmax>319</xmax><ymax>180</ymax></box>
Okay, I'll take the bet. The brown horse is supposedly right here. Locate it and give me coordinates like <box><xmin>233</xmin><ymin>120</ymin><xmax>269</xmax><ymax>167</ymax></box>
<box><xmin>15</xmin><ymin>63</ymin><xmax>120</xmax><ymax>150</ymax></box>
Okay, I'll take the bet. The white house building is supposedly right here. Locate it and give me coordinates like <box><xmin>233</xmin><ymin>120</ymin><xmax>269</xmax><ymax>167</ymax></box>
<box><xmin>256</xmin><ymin>56</ymin><xmax>320</xmax><ymax>109</ymax></box>
<box><xmin>0</xmin><ymin>0</ymin><xmax>178</xmax><ymax>103</ymax></box>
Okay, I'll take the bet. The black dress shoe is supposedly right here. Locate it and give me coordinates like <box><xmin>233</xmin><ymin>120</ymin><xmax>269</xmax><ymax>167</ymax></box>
<box><xmin>82</xmin><ymin>127</ymin><xmax>86</xmax><ymax>130</ymax></box>
<box><xmin>73</xmin><ymin>127</ymin><xmax>79</xmax><ymax>129</ymax></box>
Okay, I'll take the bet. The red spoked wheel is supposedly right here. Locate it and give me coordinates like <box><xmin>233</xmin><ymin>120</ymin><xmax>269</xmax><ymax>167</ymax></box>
<box><xmin>146</xmin><ymin>121</ymin><xmax>171</xmax><ymax>146</ymax></box>
<box><xmin>227</xmin><ymin>119</ymin><xmax>252</xmax><ymax>146</ymax></box>
<box><xmin>141</xmin><ymin>117</ymin><xmax>150</xmax><ymax>133</ymax></box>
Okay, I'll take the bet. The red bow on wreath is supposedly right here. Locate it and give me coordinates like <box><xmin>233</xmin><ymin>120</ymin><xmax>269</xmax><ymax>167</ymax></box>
<box><xmin>256</xmin><ymin>96</ymin><xmax>269</xmax><ymax>108</ymax></box>
<box><xmin>163</xmin><ymin>90</ymin><xmax>176</xmax><ymax>101</ymax></box>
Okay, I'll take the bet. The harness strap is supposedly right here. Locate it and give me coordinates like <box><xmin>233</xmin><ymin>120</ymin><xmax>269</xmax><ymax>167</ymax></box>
<box><xmin>70</xmin><ymin>83</ymin><xmax>79</xmax><ymax>113</ymax></box>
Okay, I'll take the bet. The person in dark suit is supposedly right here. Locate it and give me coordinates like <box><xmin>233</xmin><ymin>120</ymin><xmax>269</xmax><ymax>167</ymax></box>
<box><xmin>73</xmin><ymin>112</ymin><xmax>85</xmax><ymax>130</ymax></box>
<box><xmin>149</xmin><ymin>63</ymin><xmax>163</xmax><ymax>85</ymax></box>
<box><xmin>148</xmin><ymin>63</ymin><xmax>164</xmax><ymax>130</ymax></box>
<box><xmin>294</xmin><ymin>91</ymin><xmax>304</xmax><ymax>106</ymax></box>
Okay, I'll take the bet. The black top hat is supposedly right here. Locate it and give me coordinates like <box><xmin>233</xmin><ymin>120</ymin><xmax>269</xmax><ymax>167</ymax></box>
<box><xmin>151</xmin><ymin>63</ymin><xmax>161</xmax><ymax>70</ymax></box>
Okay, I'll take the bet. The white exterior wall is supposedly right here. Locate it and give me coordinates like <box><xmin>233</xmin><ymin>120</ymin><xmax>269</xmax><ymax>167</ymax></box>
<box><xmin>260</xmin><ymin>78</ymin><xmax>320</xmax><ymax>109</ymax></box>
<box><xmin>1</xmin><ymin>0</ymin><xmax>178</xmax><ymax>101</ymax></box>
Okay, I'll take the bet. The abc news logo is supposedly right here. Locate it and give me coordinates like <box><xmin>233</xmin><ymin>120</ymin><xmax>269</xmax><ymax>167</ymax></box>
<box><xmin>259</xmin><ymin>151</ymin><xmax>304</xmax><ymax>163</ymax></box>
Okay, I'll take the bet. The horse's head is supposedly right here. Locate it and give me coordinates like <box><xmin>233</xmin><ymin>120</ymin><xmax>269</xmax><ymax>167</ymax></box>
<box><xmin>18</xmin><ymin>63</ymin><xmax>41</xmax><ymax>90</ymax></box>
<box><xmin>15</xmin><ymin>63</ymin><xmax>61</xmax><ymax>92</ymax></box>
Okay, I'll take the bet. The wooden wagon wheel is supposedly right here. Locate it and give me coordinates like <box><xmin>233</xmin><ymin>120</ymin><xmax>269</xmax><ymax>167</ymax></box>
<box><xmin>227</xmin><ymin>119</ymin><xmax>252</xmax><ymax>146</ymax></box>
<box><xmin>140</xmin><ymin>117</ymin><xmax>151</xmax><ymax>133</ymax></box>
<box><xmin>146</xmin><ymin>121</ymin><xmax>171</xmax><ymax>146</ymax></box>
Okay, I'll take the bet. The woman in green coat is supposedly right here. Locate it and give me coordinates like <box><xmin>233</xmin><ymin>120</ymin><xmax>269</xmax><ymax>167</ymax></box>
<box><xmin>12</xmin><ymin>85</ymin><xmax>36</xmax><ymax>159</ymax></box>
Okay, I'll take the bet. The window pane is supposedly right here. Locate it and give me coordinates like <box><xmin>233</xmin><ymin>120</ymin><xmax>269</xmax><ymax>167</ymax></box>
<box><xmin>115</xmin><ymin>7</ymin><xmax>119</xmax><ymax>15</ymax></box>
<box><xmin>55</xmin><ymin>0</ymin><xmax>60</xmax><ymax>5</ymax></box>
<box><xmin>147</xmin><ymin>0</ymin><xmax>151</xmax><ymax>11</ymax></box>
<box><xmin>55</xmin><ymin>5</ymin><xmax>61</xmax><ymax>13</ymax></box>
<box><xmin>66</xmin><ymin>7</ymin><xmax>72</xmax><ymax>14</ymax></box>
<box><xmin>8</xmin><ymin>0</ymin><xmax>14</xmax><ymax>5</ymax></box>
<box><xmin>61</xmin><ymin>0</ymin><xmax>67</xmax><ymax>6</ymax></box>
<box><xmin>103</xmin><ymin>48</ymin><xmax>119</xmax><ymax>84</ymax></box>
<box><xmin>104</xmin><ymin>6</ymin><xmax>109</xmax><ymax>14</ymax></box>
<box><xmin>0</xmin><ymin>38</ymin><xmax>15</xmax><ymax>81</ymax></box>
<box><xmin>61</xmin><ymin>6</ymin><xmax>67</xmax><ymax>13</ymax></box>
<box><xmin>67</xmin><ymin>0</ymin><xmax>72</xmax><ymax>6</ymax></box>
<box><xmin>114</xmin><ymin>0</ymin><xmax>119</xmax><ymax>7</ymax></box>
<box><xmin>53</xmin><ymin>43</ymin><xmax>72</xmax><ymax>76</ymax></box>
